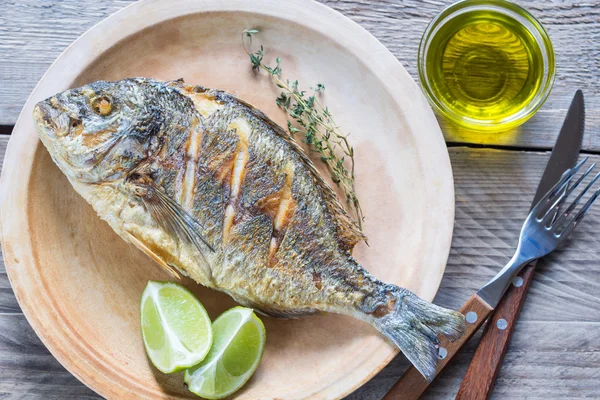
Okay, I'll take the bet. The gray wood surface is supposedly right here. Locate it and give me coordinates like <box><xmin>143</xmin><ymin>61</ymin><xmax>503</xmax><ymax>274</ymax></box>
<box><xmin>2</xmin><ymin>137</ymin><xmax>600</xmax><ymax>399</ymax></box>
<box><xmin>1</xmin><ymin>0</ymin><xmax>600</xmax><ymax>399</ymax></box>
<box><xmin>1</xmin><ymin>0</ymin><xmax>600</xmax><ymax>150</ymax></box>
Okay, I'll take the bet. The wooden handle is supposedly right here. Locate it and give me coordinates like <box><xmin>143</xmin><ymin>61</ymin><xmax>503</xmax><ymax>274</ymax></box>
<box><xmin>383</xmin><ymin>294</ymin><xmax>494</xmax><ymax>400</ymax></box>
<box><xmin>456</xmin><ymin>263</ymin><xmax>536</xmax><ymax>400</ymax></box>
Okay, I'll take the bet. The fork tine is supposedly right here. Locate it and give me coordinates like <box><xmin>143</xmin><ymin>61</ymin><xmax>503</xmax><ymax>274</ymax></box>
<box><xmin>558</xmin><ymin>186</ymin><xmax>600</xmax><ymax>239</ymax></box>
<box><xmin>533</xmin><ymin>157</ymin><xmax>588</xmax><ymax>216</ymax></box>
<box><xmin>542</xmin><ymin>162</ymin><xmax>596</xmax><ymax>223</ymax></box>
<box><xmin>542</xmin><ymin>189</ymin><xmax>569</xmax><ymax>224</ymax></box>
<box><xmin>552</xmin><ymin>171</ymin><xmax>600</xmax><ymax>228</ymax></box>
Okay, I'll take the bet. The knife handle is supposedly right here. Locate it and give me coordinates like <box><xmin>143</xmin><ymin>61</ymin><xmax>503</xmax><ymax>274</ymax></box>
<box><xmin>456</xmin><ymin>263</ymin><xmax>535</xmax><ymax>400</ymax></box>
<box><xmin>383</xmin><ymin>294</ymin><xmax>494</xmax><ymax>400</ymax></box>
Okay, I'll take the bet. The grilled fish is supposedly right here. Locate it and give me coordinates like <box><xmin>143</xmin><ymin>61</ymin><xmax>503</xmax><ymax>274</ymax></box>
<box><xmin>33</xmin><ymin>78</ymin><xmax>464</xmax><ymax>380</ymax></box>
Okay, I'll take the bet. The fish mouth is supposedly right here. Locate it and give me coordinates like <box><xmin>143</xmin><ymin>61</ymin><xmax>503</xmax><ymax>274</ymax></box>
<box><xmin>33</xmin><ymin>99</ymin><xmax>65</xmax><ymax>139</ymax></box>
<box><xmin>34</xmin><ymin>98</ymin><xmax>124</xmax><ymax>184</ymax></box>
<box><xmin>33</xmin><ymin>99</ymin><xmax>86</xmax><ymax>181</ymax></box>
<box><xmin>33</xmin><ymin>102</ymin><xmax>51</xmax><ymax>129</ymax></box>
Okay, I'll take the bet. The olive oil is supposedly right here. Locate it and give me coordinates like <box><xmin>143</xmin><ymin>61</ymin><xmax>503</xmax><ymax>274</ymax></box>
<box><xmin>422</xmin><ymin>5</ymin><xmax>552</xmax><ymax>128</ymax></box>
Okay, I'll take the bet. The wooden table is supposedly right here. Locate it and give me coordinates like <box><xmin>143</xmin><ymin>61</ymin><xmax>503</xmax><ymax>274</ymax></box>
<box><xmin>1</xmin><ymin>1</ymin><xmax>599</xmax><ymax>398</ymax></box>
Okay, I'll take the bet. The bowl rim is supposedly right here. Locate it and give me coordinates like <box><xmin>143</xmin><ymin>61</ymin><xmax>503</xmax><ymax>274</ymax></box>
<box><xmin>417</xmin><ymin>0</ymin><xmax>556</xmax><ymax>131</ymax></box>
<box><xmin>0</xmin><ymin>0</ymin><xmax>455</xmax><ymax>398</ymax></box>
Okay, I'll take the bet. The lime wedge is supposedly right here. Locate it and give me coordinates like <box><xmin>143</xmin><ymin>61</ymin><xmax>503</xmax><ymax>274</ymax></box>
<box><xmin>184</xmin><ymin>307</ymin><xmax>266</xmax><ymax>399</ymax></box>
<box><xmin>141</xmin><ymin>281</ymin><xmax>212</xmax><ymax>374</ymax></box>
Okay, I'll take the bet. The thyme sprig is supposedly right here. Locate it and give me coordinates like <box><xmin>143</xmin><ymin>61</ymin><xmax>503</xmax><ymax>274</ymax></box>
<box><xmin>242</xmin><ymin>29</ymin><xmax>364</xmax><ymax>230</ymax></box>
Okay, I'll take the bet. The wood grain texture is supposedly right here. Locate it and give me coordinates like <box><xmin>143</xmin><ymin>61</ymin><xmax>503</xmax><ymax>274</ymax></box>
<box><xmin>0</xmin><ymin>138</ymin><xmax>18</xmax><ymax>314</ymax></box>
<box><xmin>348</xmin><ymin>148</ymin><xmax>600</xmax><ymax>400</ymax></box>
<box><xmin>456</xmin><ymin>264</ymin><xmax>536</xmax><ymax>400</ymax></box>
<box><xmin>1</xmin><ymin>0</ymin><xmax>599</xmax><ymax>150</ymax></box>
<box><xmin>2</xmin><ymin>137</ymin><xmax>600</xmax><ymax>398</ymax></box>
<box><xmin>0</xmin><ymin>137</ymin><xmax>19</xmax><ymax>313</ymax></box>
<box><xmin>0</xmin><ymin>0</ymin><xmax>456</xmax><ymax>397</ymax></box>
<box><xmin>1</xmin><ymin>0</ymin><xmax>600</xmax><ymax>398</ymax></box>
<box><xmin>0</xmin><ymin>134</ymin><xmax>99</xmax><ymax>398</ymax></box>
<box><xmin>321</xmin><ymin>0</ymin><xmax>600</xmax><ymax>150</ymax></box>
<box><xmin>0</xmin><ymin>315</ymin><xmax>99</xmax><ymax>399</ymax></box>
<box><xmin>0</xmin><ymin>271</ymin><xmax>20</xmax><ymax>315</ymax></box>
<box><xmin>0</xmin><ymin>0</ymin><xmax>135</xmax><ymax>124</ymax></box>
<box><xmin>384</xmin><ymin>294</ymin><xmax>494</xmax><ymax>400</ymax></box>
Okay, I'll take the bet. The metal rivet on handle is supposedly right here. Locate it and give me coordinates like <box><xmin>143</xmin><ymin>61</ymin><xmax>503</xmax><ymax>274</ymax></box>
<box><xmin>497</xmin><ymin>318</ymin><xmax>508</xmax><ymax>330</ymax></box>
<box><xmin>438</xmin><ymin>347</ymin><xmax>447</xmax><ymax>359</ymax></box>
<box><xmin>466</xmin><ymin>311</ymin><xmax>478</xmax><ymax>324</ymax></box>
<box><xmin>512</xmin><ymin>276</ymin><xmax>524</xmax><ymax>288</ymax></box>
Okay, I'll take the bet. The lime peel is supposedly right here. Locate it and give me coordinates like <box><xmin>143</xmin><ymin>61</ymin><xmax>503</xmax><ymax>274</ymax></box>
<box><xmin>141</xmin><ymin>281</ymin><xmax>213</xmax><ymax>374</ymax></box>
<box><xmin>184</xmin><ymin>306</ymin><xmax>266</xmax><ymax>399</ymax></box>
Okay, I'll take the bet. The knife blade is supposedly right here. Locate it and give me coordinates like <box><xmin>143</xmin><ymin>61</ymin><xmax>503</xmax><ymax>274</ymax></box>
<box><xmin>456</xmin><ymin>91</ymin><xmax>586</xmax><ymax>399</ymax></box>
<box><xmin>533</xmin><ymin>90</ymin><xmax>585</xmax><ymax>208</ymax></box>
<box><xmin>383</xmin><ymin>91</ymin><xmax>586</xmax><ymax>400</ymax></box>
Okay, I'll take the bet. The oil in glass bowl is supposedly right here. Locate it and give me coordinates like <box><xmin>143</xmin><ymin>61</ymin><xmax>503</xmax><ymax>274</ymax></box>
<box><xmin>418</xmin><ymin>0</ymin><xmax>554</xmax><ymax>131</ymax></box>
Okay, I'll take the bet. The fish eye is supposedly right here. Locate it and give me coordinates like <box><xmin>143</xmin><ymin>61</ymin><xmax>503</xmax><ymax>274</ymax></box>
<box><xmin>71</xmin><ymin>119</ymin><xmax>82</xmax><ymax>129</ymax></box>
<box><xmin>91</xmin><ymin>95</ymin><xmax>113</xmax><ymax>116</ymax></box>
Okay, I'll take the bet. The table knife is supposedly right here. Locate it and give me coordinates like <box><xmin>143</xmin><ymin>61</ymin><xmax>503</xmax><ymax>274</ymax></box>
<box><xmin>455</xmin><ymin>90</ymin><xmax>586</xmax><ymax>399</ymax></box>
<box><xmin>383</xmin><ymin>90</ymin><xmax>585</xmax><ymax>400</ymax></box>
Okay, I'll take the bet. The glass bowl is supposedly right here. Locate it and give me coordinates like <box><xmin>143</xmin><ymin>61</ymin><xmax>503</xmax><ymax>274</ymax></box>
<box><xmin>418</xmin><ymin>0</ymin><xmax>555</xmax><ymax>131</ymax></box>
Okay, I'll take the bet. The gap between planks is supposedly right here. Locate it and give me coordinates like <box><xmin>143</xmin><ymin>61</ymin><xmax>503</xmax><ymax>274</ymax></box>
<box><xmin>447</xmin><ymin>141</ymin><xmax>600</xmax><ymax>156</ymax></box>
<box><xmin>2</xmin><ymin>136</ymin><xmax>600</xmax><ymax>398</ymax></box>
<box><xmin>1</xmin><ymin>0</ymin><xmax>599</xmax><ymax>151</ymax></box>
<box><xmin>3</xmin><ymin>128</ymin><xmax>598</xmax><ymax>154</ymax></box>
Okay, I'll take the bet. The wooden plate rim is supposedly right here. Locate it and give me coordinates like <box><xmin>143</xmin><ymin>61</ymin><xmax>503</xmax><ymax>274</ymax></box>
<box><xmin>0</xmin><ymin>0</ymin><xmax>454</xmax><ymax>398</ymax></box>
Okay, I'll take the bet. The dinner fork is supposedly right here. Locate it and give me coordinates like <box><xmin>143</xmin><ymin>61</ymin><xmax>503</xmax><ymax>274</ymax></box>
<box><xmin>477</xmin><ymin>157</ymin><xmax>600</xmax><ymax>305</ymax></box>
<box><xmin>384</xmin><ymin>157</ymin><xmax>600</xmax><ymax>400</ymax></box>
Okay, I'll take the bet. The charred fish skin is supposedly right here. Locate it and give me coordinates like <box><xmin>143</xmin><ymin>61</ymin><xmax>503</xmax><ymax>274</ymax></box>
<box><xmin>33</xmin><ymin>78</ymin><xmax>464</xmax><ymax>381</ymax></box>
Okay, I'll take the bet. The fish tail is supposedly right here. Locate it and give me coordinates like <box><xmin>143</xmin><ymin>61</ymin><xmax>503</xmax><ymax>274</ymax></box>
<box><xmin>372</xmin><ymin>286</ymin><xmax>465</xmax><ymax>382</ymax></box>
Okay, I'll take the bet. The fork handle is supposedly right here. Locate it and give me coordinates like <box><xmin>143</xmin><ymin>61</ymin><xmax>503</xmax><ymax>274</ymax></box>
<box><xmin>383</xmin><ymin>294</ymin><xmax>494</xmax><ymax>400</ymax></box>
<box><xmin>456</xmin><ymin>262</ymin><xmax>536</xmax><ymax>399</ymax></box>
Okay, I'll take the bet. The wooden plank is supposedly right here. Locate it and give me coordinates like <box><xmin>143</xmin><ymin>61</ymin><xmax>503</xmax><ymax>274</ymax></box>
<box><xmin>437</xmin><ymin>148</ymin><xmax>600</xmax><ymax>399</ymax></box>
<box><xmin>0</xmin><ymin>316</ymin><xmax>596</xmax><ymax>399</ymax></box>
<box><xmin>0</xmin><ymin>271</ymin><xmax>19</xmax><ymax>315</ymax></box>
<box><xmin>348</xmin><ymin>321</ymin><xmax>600</xmax><ymax>400</ymax></box>
<box><xmin>0</xmin><ymin>0</ymin><xmax>135</xmax><ymax>125</ymax></box>
<box><xmin>426</xmin><ymin>322</ymin><xmax>600</xmax><ymax>400</ymax></box>
<box><xmin>446</xmin><ymin>148</ymin><xmax>600</xmax><ymax>325</ymax></box>
<box><xmin>0</xmin><ymin>315</ymin><xmax>100</xmax><ymax>399</ymax></box>
<box><xmin>323</xmin><ymin>0</ymin><xmax>600</xmax><ymax>151</ymax></box>
<box><xmin>0</xmin><ymin>136</ymin><xmax>20</xmax><ymax>315</ymax></box>
<box><xmin>0</xmin><ymin>135</ymin><xmax>6</xmax><ymax>179</ymax></box>
<box><xmin>0</xmin><ymin>135</ymin><xmax>5</xmax><ymax>281</ymax></box>
<box><xmin>354</xmin><ymin>148</ymin><xmax>600</xmax><ymax>399</ymax></box>
<box><xmin>1</xmin><ymin>0</ymin><xmax>599</xmax><ymax>150</ymax></box>
<box><xmin>1</xmin><ymin>137</ymin><xmax>599</xmax><ymax>397</ymax></box>
<box><xmin>0</xmin><ymin>246</ymin><xmax>17</xmax><ymax>315</ymax></box>
<box><xmin>0</xmin><ymin>134</ymin><xmax>98</xmax><ymax>397</ymax></box>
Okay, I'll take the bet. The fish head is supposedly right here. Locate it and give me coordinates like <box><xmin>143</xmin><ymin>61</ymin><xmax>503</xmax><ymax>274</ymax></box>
<box><xmin>33</xmin><ymin>79</ymin><xmax>164</xmax><ymax>184</ymax></box>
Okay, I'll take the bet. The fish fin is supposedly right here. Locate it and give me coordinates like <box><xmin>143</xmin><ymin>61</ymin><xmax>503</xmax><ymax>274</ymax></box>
<box><xmin>322</xmin><ymin>199</ymin><xmax>366</xmax><ymax>250</ymax></box>
<box><xmin>131</xmin><ymin>177</ymin><xmax>215</xmax><ymax>282</ymax></box>
<box><xmin>226</xmin><ymin>292</ymin><xmax>318</xmax><ymax>319</ymax></box>
<box><xmin>227</xmin><ymin>294</ymin><xmax>316</xmax><ymax>318</ymax></box>
<box><xmin>253</xmin><ymin>307</ymin><xmax>317</xmax><ymax>319</ymax></box>
<box><xmin>124</xmin><ymin>230</ymin><xmax>181</xmax><ymax>279</ymax></box>
<box><xmin>267</xmin><ymin>121</ymin><xmax>366</xmax><ymax>250</ymax></box>
<box><xmin>165</xmin><ymin>78</ymin><xmax>186</xmax><ymax>87</ymax></box>
<box><xmin>373</xmin><ymin>287</ymin><xmax>465</xmax><ymax>382</ymax></box>
<box><xmin>214</xmin><ymin>90</ymin><xmax>367</xmax><ymax>249</ymax></box>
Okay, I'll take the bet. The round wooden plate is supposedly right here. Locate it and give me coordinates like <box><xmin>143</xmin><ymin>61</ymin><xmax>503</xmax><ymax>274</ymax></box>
<box><xmin>0</xmin><ymin>0</ymin><xmax>454</xmax><ymax>398</ymax></box>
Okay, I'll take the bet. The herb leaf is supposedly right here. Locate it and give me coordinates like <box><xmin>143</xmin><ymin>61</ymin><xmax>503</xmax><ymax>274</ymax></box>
<box><xmin>242</xmin><ymin>29</ymin><xmax>364</xmax><ymax>230</ymax></box>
